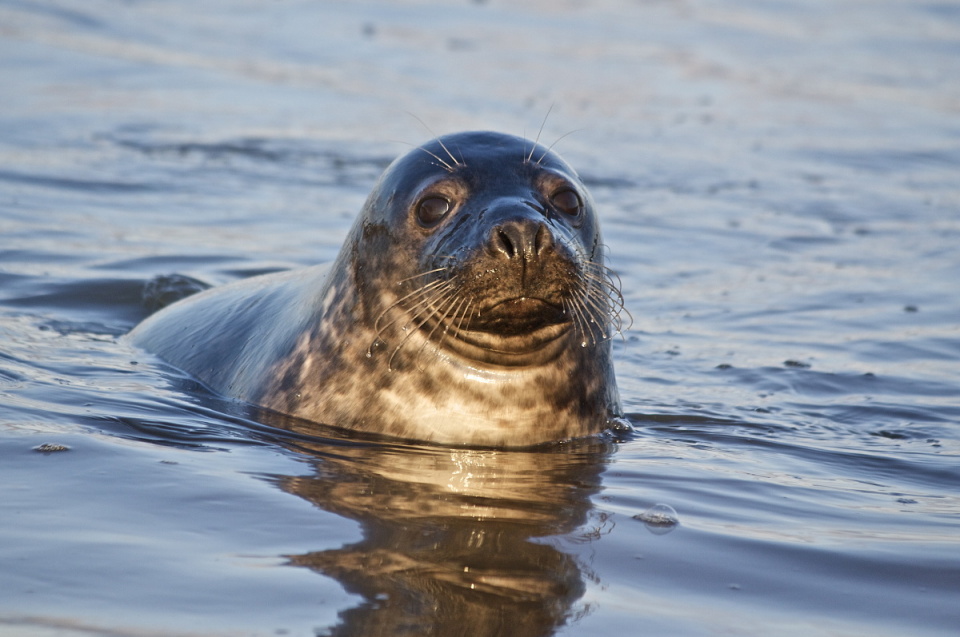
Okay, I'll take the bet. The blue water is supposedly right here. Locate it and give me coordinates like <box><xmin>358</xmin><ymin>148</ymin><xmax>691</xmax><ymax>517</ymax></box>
<box><xmin>2</xmin><ymin>1</ymin><xmax>959</xmax><ymax>635</ymax></box>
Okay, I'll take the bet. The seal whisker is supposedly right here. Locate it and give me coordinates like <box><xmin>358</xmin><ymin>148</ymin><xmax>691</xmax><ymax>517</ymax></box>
<box><xmin>372</xmin><ymin>278</ymin><xmax>451</xmax><ymax>343</ymax></box>
<box><xmin>387</xmin><ymin>285</ymin><xmax>460</xmax><ymax>371</ymax></box>
<box><xmin>580</xmin><ymin>270</ymin><xmax>621</xmax><ymax>316</ymax></box>
<box><xmin>440</xmin><ymin>295</ymin><xmax>469</xmax><ymax>339</ymax></box>
<box><xmin>390</xmin><ymin>136</ymin><xmax>456</xmax><ymax>173</ymax></box>
<box><xmin>416</xmin><ymin>147</ymin><xmax>456</xmax><ymax>173</ymax></box>
<box><xmin>378</xmin><ymin>287</ymin><xmax>457</xmax><ymax>349</ymax></box>
<box><xmin>582</xmin><ymin>263</ymin><xmax>632</xmax><ymax>331</ymax></box>
<box><xmin>577</xmin><ymin>274</ymin><xmax>625</xmax><ymax>338</ymax></box>
<box><xmin>389</xmin><ymin>282</ymin><xmax>457</xmax><ymax>340</ymax></box>
<box><xmin>450</xmin><ymin>297</ymin><xmax>475</xmax><ymax>341</ymax></box>
<box><xmin>592</xmin><ymin>261</ymin><xmax>627</xmax><ymax>305</ymax></box>
<box><xmin>565</xmin><ymin>296</ymin><xmax>594</xmax><ymax>347</ymax></box>
<box><xmin>563</xmin><ymin>262</ymin><xmax>622</xmax><ymax>343</ymax></box>
<box><xmin>404</xmin><ymin>111</ymin><xmax>463</xmax><ymax>171</ymax></box>
<box><xmin>535</xmin><ymin>129</ymin><xmax>582</xmax><ymax>166</ymax></box>
<box><xmin>578</xmin><ymin>285</ymin><xmax>616</xmax><ymax>339</ymax></box>
<box><xmin>526</xmin><ymin>103</ymin><xmax>555</xmax><ymax>164</ymax></box>
<box><xmin>434</xmin><ymin>136</ymin><xmax>462</xmax><ymax>169</ymax></box>
<box><xmin>561</xmin><ymin>298</ymin><xmax>580</xmax><ymax>343</ymax></box>
<box><xmin>429</xmin><ymin>294</ymin><xmax>469</xmax><ymax>355</ymax></box>
<box><xmin>395</xmin><ymin>267</ymin><xmax>447</xmax><ymax>285</ymax></box>
<box><xmin>373</xmin><ymin>281</ymin><xmax>445</xmax><ymax>338</ymax></box>
<box><xmin>582</xmin><ymin>263</ymin><xmax>627</xmax><ymax>309</ymax></box>
<box><xmin>412</xmin><ymin>290</ymin><xmax>465</xmax><ymax>370</ymax></box>
<box><xmin>451</xmin><ymin>143</ymin><xmax>467</xmax><ymax>168</ymax></box>
<box><xmin>443</xmin><ymin>295</ymin><xmax>476</xmax><ymax>342</ymax></box>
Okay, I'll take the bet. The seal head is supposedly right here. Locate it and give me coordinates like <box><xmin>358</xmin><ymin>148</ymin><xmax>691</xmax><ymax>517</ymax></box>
<box><xmin>131</xmin><ymin>131</ymin><xmax>623</xmax><ymax>447</ymax></box>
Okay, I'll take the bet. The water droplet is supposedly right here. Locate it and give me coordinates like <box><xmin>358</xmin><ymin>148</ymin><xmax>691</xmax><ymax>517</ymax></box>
<box><xmin>633</xmin><ymin>503</ymin><xmax>679</xmax><ymax>535</ymax></box>
<box><xmin>580</xmin><ymin>341</ymin><xmax>587</xmax><ymax>348</ymax></box>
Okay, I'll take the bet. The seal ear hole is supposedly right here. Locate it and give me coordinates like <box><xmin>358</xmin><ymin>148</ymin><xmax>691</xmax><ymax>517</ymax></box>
<box><xmin>551</xmin><ymin>189</ymin><xmax>582</xmax><ymax>217</ymax></box>
<box><xmin>416</xmin><ymin>196</ymin><xmax>452</xmax><ymax>226</ymax></box>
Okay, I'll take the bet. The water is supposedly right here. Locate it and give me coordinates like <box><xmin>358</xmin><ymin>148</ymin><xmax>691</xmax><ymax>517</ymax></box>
<box><xmin>2</xmin><ymin>1</ymin><xmax>959</xmax><ymax>635</ymax></box>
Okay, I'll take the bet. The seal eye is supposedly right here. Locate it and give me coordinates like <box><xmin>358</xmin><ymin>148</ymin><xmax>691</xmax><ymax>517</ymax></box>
<box><xmin>551</xmin><ymin>189</ymin><xmax>582</xmax><ymax>217</ymax></box>
<box><xmin>416</xmin><ymin>196</ymin><xmax>451</xmax><ymax>226</ymax></box>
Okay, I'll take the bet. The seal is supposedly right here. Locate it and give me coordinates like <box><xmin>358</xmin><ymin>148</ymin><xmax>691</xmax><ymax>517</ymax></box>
<box><xmin>130</xmin><ymin>131</ymin><xmax>625</xmax><ymax>447</ymax></box>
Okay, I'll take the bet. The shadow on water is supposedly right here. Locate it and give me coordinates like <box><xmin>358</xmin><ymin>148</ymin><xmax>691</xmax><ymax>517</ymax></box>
<box><xmin>264</xmin><ymin>416</ymin><xmax>614</xmax><ymax>637</ymax></box>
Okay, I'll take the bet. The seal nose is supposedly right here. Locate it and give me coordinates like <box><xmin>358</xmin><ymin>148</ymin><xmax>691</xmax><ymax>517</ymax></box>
<box><xmin>490</xmin><ymin>218</ymin><xmax>553</xmax><ymax>260</ymax></box>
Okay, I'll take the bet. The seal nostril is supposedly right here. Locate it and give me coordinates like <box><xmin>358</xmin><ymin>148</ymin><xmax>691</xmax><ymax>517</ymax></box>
<box><xmin>534</xmin><ymin>222</ymin><xmax>553</xmax><ymax>256</ymax></box>
<box><xmin>490</xmin><ymin>219</ymin><xmax>552</xmax><ymax>260</ymax></box>
<box><xmin>495</xmin><ymin>227</ymin><xmax>517</xmax><ymax>258</ymax></box>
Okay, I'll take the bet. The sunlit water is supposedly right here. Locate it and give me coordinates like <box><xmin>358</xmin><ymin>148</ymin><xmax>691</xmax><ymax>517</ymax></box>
<box><xmin>2</xmin><ymin>1</ymin><xmax>959</xmax><ymax>635</ymax></box>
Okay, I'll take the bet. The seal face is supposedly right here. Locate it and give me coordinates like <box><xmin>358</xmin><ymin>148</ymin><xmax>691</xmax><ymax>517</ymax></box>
<box><xmin>130</xmin><ymin>131</ymin><xmax>624</xmax><ymax>447</ymax></box>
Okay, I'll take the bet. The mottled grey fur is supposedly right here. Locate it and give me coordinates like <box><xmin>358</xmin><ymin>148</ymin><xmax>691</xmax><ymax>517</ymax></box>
<box><xmin>130</xmin><ymin>131</ymin><xmax>624</xmax><ymax>447</ymax></box>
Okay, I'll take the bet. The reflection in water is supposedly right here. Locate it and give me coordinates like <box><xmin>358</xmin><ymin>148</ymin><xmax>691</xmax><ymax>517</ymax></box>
<box><xmin>267</xmin><ymin>418</ymin><xmax>613</xmax><ymax>637</ymax></box>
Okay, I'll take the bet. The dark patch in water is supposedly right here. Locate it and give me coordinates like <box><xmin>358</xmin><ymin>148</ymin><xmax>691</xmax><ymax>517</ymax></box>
<box><xmin>2</xmin><ymin>278</ymin><xmax>149</xmax><ymax>326</ymax></box>
<box><xmin>0</xmin><ymin>169</ymin><xmax>159</xmax><ymax>194</ymax></box>
<box><xmin>142</xmin><ymin>274</ymin><xmax>211</xmax><ymax>313</ymax></box>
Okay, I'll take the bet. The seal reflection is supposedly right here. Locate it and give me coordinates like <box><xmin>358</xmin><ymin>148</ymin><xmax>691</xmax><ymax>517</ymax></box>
<box><xmin>269</xmin><ymin>420</ymin><xmax>613</xmax><ymax>637</ymax></box>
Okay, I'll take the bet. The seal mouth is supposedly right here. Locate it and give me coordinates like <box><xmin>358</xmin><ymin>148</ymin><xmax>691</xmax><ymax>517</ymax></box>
<box><xmin>449</xmin><ymin>320</ymin><xmax>573</xmax><ymax>366</ymax></box>
<box><xmin>470</xmin><ymin>297</ymin><xmax>568</xmax><ymax>336</ymax></box>
<box><xmin>435</xmin><ymin>296</ymin><xmax>573</xmax><ymax>366</ymax></box>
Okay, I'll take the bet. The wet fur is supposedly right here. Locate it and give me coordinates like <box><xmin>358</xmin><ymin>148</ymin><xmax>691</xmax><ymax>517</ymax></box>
<box><xmin>130</xmin><ymin>131</ymin><xmax>625</xmax><ymax>447</ymax></box>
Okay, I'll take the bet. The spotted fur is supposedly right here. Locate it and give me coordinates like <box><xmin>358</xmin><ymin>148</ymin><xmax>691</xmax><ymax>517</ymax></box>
<box><xmin>130</xmin><ymin>131</ymin><xmax>625</xmax><ymax>447</ymax></box>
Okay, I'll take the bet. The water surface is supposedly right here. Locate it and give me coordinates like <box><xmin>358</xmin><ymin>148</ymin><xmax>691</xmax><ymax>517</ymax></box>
<box><xmin>2</xmin><ymin>1</ymin><xmax>959</xmax><ymax>635</ymax></box>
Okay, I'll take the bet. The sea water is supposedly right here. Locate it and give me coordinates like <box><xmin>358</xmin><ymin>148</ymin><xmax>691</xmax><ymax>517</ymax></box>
<box><xmin>1</xmin><ymin>1</ymin><xmax>958</xmax><ymax>635</ymax></box>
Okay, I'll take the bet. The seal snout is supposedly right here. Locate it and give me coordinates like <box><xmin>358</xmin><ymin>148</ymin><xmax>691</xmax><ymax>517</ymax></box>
<box><xmin>489</xmin><ymin>218</ymin><xmax>554</xmax><ymax>260</ymax></box>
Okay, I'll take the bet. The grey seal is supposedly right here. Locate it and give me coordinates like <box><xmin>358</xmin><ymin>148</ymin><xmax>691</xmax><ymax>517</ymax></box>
<box><xmin>130</xmin><ymin>131</ymin><xmax>625</xmax><ymax>447</ymax></box>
